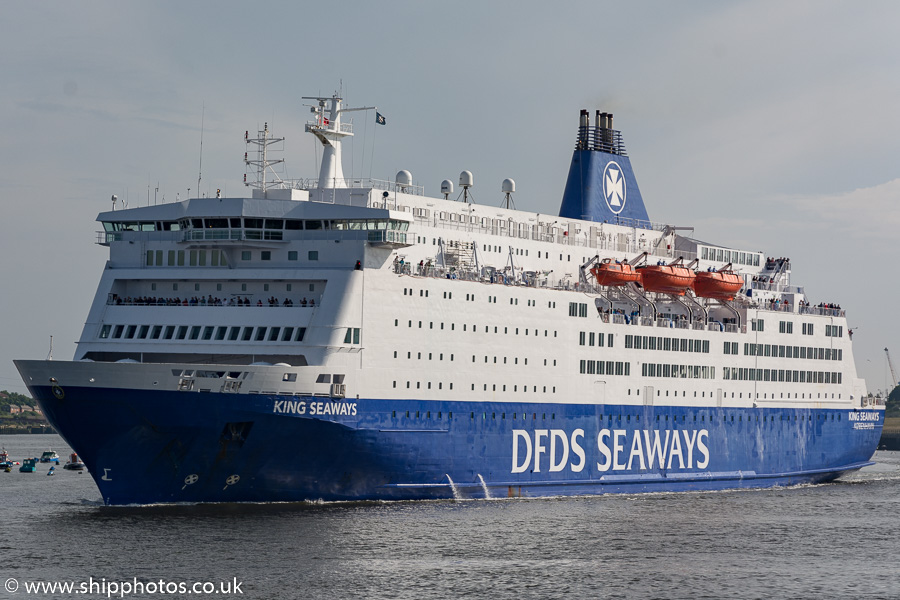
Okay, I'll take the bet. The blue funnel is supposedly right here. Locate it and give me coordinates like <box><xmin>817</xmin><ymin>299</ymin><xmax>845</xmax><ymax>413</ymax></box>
<box><xmin>558</xmin><ymin>111</ymin><xmax>652</xmax><ymax>229</ymax></box>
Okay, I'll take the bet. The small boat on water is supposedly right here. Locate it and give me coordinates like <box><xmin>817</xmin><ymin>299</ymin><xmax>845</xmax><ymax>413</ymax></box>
<box><xmin>0</xmin><ymin>448</ymin><xmax>11</xmax><ymax>468</ymax></box>
<box><xmin>692</xmin><ymin>265</ymin><xmax>744</xmax><ymax>300</ymax></box>
<box><xmin>19</xmin><ymin>458</ymin><xmax>36</xmax><ymax>473</ymax></box>
<box><xmin>39</xmin><ymin>450</ymin><xmax>60</xmax><ymax>464</ymax></box>
<box><xmin>63</xmin><ymin>453</ymin><xmax>86</xmax><ymax>471</ymax></box>
<box><xmin>47</xmin><ymin>466</ymin><xmax>56</xmax><ymax>476</ymax></box>
<box><xmin>591</xmin><ymin>259</ymin><xmax>642</xmax><ymax>287</ymax></box>
<box><xmin>638</xmin><ymin>261</ymin><xmax>697</xmax><ymax>295</ymax></box>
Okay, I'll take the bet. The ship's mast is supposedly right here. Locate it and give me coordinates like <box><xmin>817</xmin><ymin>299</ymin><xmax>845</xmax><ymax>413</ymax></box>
<box><xmin>303</xmin><ymin>94</ymin><xmax>376</xmax><ymax>189</ymax></box>
<box><xmin>243</xmin><ymin>123</ymin><xmax>285</xmax><ymax>197</ymax></box>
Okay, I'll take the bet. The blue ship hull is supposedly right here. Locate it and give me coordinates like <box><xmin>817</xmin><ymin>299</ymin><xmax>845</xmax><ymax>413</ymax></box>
<box><xmin>27</xmin><ymin>383</ymin><xmax>882</xmax><ymax>505</ymax></box>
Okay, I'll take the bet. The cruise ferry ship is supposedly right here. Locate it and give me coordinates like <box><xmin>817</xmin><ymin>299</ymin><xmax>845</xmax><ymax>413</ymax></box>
<box><xmin>15</xmin><ymin>96</ymin><xmax>883</xmax><ymax>504</ymax></box>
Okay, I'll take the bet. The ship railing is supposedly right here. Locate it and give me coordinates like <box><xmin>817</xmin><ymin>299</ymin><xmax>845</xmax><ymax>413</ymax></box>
<box><xmin>183</xmin><ymin>229</ymin><xmax>250</xmax><ymax>242</ymax></box>
<box><xmin>799</xmin><ymin>306</ymin><xmax>846</xmax><ymax>318</ymax></box>
<box><xmin>415</xmin><ymin>219</ymin><xmax>680</xmax><ymax>259</ymax></box>
<box><xmin>97</xmin><ymin>232</ymin><xmax>123</xmax><ymax>244</ymax></box>
<box><xmin>576</xmin><ymin>126</ymin><xmax>628</xmax><ymax>156</ymax></box>
<box><xmin>861</xmin><ymin>395</ymin><xmax>884</xmax><ymax>408</ymax></box>
<box><xmin>755</xmin><ymin>301</ymin><xmax>793</xmax><ymax>314</ymax></box>
<box><xmin>297</xmin><ymin>177</ymin><xmax>425</xmax><ymax>196</ymax></box>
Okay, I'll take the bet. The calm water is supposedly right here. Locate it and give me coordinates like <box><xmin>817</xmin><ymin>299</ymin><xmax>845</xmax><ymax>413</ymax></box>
<box><xmin>2</xmin><ymin>433</ymin><xmax>899</xmax><ymax>600</ymax></box>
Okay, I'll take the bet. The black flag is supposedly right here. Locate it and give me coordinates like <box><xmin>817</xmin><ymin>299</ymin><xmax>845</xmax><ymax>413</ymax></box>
<box><xmin>376</xmin><ymin>112</ymin><xmax>386</xmax><ymax>125</ymax></box>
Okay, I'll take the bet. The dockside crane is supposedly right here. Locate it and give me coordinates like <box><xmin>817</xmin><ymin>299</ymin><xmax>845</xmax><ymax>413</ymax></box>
<box><xmin>885</xmin><ymin>347</ymin><xmax>899</xmax><ymax>387</ymax></box>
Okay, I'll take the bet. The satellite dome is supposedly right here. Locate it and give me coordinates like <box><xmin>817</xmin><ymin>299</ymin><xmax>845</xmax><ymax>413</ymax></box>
<box><xmin>502</xmin><ymin>178</ymin><xmax>516</xmax><ymax>193</ymax></box>
<box><xmin>459</xmin><ymin>170</ymin><xmax>474</xmax><ymax>188</ymax></box>
<box><xmin>441</xmin><ymin>179</ymin><xmax>454</xmax><ymax>195</ymax></box>
<box><xmin>396</xmin><ymin>170</ymin><xmax>412</xmax><ymax>187</ymax></box>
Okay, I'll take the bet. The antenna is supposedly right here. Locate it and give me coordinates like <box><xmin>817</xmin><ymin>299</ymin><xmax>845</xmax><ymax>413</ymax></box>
<box><xmin>197</xmin><ymin>103</ymin><xmax>204</xmax><ymax>199</ymax></box>
<box><xmin>244</xmin><ymin>122</ymin><xmax>285</xmax><ymax>197</ymax></box>
<box><xmin>47</xmin><ymin>335</ymin><xmax>53</xmax><ymax>361</ymax></box>
<box><xmin>501</xmin><ymin>178</ymin><xmax>516</xmax><ymax>209</ymax></box>
<box><xmin>459</xmin><ymin>171</ymin><xmax>474</xmax><ymax>204</ymax></box>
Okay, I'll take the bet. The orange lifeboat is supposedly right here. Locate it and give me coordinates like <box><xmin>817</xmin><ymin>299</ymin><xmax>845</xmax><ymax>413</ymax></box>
<box><xmin>638</xmin><ymin>264</ymin><xmax>696</xmax><ymax>295</ymax></box>
<box><xmin>693</xmin><ymin>270</ymin><xmax>743</xmax><ymax>300</ymax></box>
<box><xmin>590</xmin><ymin>259</ymin><xmax>641</xmax><ymax>287</ymax></box>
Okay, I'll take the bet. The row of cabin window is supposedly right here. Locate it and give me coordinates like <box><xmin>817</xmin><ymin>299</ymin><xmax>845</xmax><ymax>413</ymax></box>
<box><xmin>146</xmin><ymin>249</ymin><xmax>319</xmax><ymax>266</ymax></box>
<box><xmin>109</xmin><ymin>218</ymin><xmax>407</xmax><ymax>232</ymax></box>
<box><xmin>626</xmin><ymin>388</ymin><xmax>843</xmax><ymax>401</ymax></box>
<box><xmin>640</xmin><ymin>363</ymin><xmax>715</xmax><ymax>379</ymax></box>
<box><xmin>579</xmin><ymin>332</ymin><xmax>615</xmax><ymax>348</ymax></box>
<box><xmin>773</xmin><ymin>321</ymin><xmax>839</xmax><ymax>336</ymax></box>
<box><xmin>389</xmin><ymin>410</ymin><xmax>558</xmax><ymax>420</ymax></box>
<box><xmin>700</xmin><ymin>246</ymin><xmax>761</xmax><ymax>266</ymax></box>
<box><xmin>393</xmin><ymin>351</ymin><xmax>455</xmax><ymax>360</ymax></box>
<box><xmin>145</xmin><ymin>282</ymin><xmax>315</xmax><ymax>293</ymax></box>
<box><xmin>723</xmin><ymin>367</ymin><xmax>842</xmax><ymax>384</ymax></box>
<box><xmin>580</xmin><ymin>360</ymin><xmax>630</xmax><ymax>376</ymax></box>
<box><xmin>569</xmin><ymin>302</ymin><xmax>589</xmax><ymax>317</ymax></box>
<box><xmin>392</xmin><ymin>381</ymin><xmax>558</xmax><ymax>395</ymax></box>
<box><xmin>395</xmin><ymin>319</ymin><xmax>558</xmax><ymax>337</ymax></box>
<box><xmin>601</xmin><ymin>411</ymin><xmax>842</xmax><ymax>422</ymax></box>
<box><xmin>624</xmin><ymin>335</ymin><xmax>709</xmax><ymax>353</ymax></box>
<box><xmin>99</xmin><ymin>323</ymin><xmax>307</xmax><ymax>343</ymax></box>
<box><xmin>739</xmin><ymin>343</ymin><xmax>842</xmax><ymax>361</ymax></box>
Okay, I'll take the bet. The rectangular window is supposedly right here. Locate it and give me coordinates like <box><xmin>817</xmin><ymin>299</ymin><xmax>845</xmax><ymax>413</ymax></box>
<box><xmin>138</xmin><ymin>325</ymin><xmax>149</xmax><ymax>339</ymax></box>
<box><xmin>296</xmin><ymin>327</ymin><xmax>307</xmax><ymax>342</ymax></box>
<box><xmin>241</xmin><ymin>327</ymin><xmax>254</xmax><ymax>341</ymax></box>
<box><xmin>261</xmin><ymin>251</ymin><xmax>271</xmax><ymax>261</ymax></box>
<box><xmin>151</xmin><ymin>325</ymin><xmax>162</xmax><ymax>339</ymax></box>
<box><xmin>99</xmin><ymin>324</ymin><xmax>111</xmax><ymax>339</ymax></box>
<box><xmin>189</xmin><ymin>326</ymin><xmax>201</xmax><ymax>340</ymax></box>
<box><xmin>308</xmin><ymin>251</ymin><xmax>319</xmax><ymax>261</ymax></box>
<box><xmin>254</xmin><ymin>327</ymin><xmax>267</xmax><ymax>341</ymax></box>
<box><xmin>202</xmin><ymin>326</ymin><xmax>213</xmax><ymax>340</ymax></box>
<box><xmin>288</xmin><ymin>251</ymin><xmax>298</xmax><ymax>261</ymax></box>
<box><xmin>268</xmin><ymin>327</ymin><xmax>281</xmax><ymax>341</ymax></box>
<box><xmin>282</xmin><ymin>327</ymin><xmax>294</xmax><ymax>341</ymax></box>
<box><xmin>215</xmin><ymin>326</ymin><xmax>227</xmax><ymax>341</ymax></box>
<box><xmin>168</xmin><ymin>250</ymin><xmax>176</xmax><ymax>266</ymax></box>
<box><xmin>164</xmin><ymin>326</ymin><xmax>175</xmax><ymax>340</ymax></box>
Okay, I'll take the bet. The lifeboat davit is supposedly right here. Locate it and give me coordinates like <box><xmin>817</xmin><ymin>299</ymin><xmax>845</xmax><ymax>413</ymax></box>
<box><xmin>638</xmin><ymin>264</ymin><xmax>696</xmax><ymax>295</ymax></box>
<box><xmin>693</xmin><ymin>270</ymin><xmax>743</xmax><ymax>300</ymax></box>
<box><xmin>590</xmin><ymin>259</ymin><xmax>641</xmax><ymax>287</ymax></box>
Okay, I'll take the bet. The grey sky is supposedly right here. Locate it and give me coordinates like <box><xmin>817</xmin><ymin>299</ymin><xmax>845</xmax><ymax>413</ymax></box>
<box><xmin>2</xmin><ymin>1</ymin><xmax>899</xmax><ymax>394</ymax></box>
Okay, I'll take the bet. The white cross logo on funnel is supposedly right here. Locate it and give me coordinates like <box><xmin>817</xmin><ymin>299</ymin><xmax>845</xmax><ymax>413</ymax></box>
<box><xmin>603</xmin><ymin>161</ymin><xmax>627</xmax><ymax>214</ymax></box>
